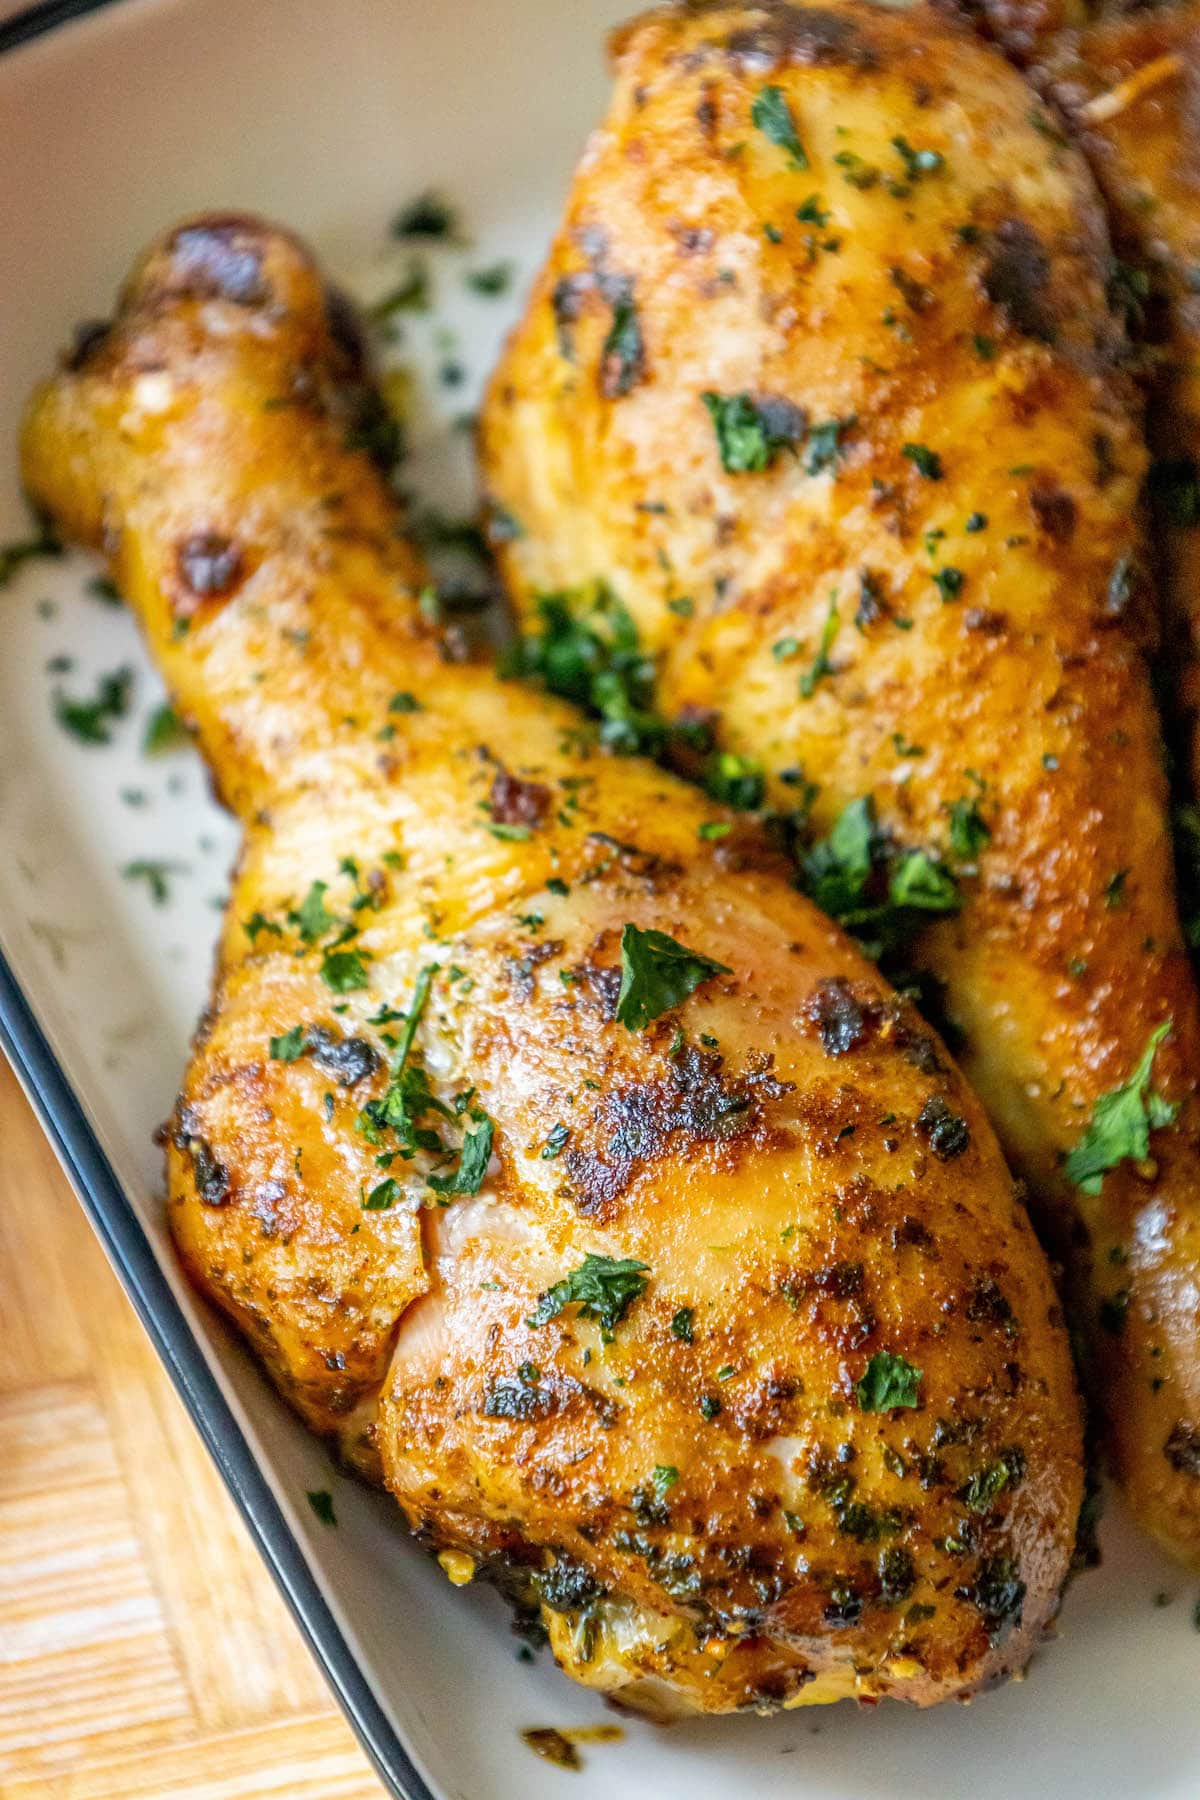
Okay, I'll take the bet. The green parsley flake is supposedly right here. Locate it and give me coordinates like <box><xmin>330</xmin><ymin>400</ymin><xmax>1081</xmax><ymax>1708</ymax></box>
<box><xmin>1064</xmin><ymin>1022</ymin><xmax>1178</xmax><ymax>1195</ymax></box>
<box><xmin>466</xmin><ymin>261</ymin><xmax>513</xmax><ymax>296</ymax></box>
<box><xmin>526</xmin><ymin>1252</ymin><xmax>651</xmax><ymax>1338</ymax></box>
<box><xmin>799</xmin><ymin>593</ymin><xmax>840</xmax><ymax>698</ymax></box>
<box><xmin>856</xmin><ymin>1350</ymin><xmax>922</xmax><ymax>1412</ymax></box>
<box><xmin>803</xmin><ymin>418</ymin><xmax>851</xmax><ymax>476</ymax></box>
<box><xmin>291</xmin><ymin>880</ymin><xmax>336</xmax><ymax>944</ymax></box>
<box><xmin>702</xmin><ymin>391</ymin><xmax>802</xmax><ymax>474</ymax></box>
<box><xmin>504</xmin><ymin>583</ymin><xmax>665</xmax><ymax>757</ymax></box>
<box><xmin>392</xmin><ymin>191</ymin><xmax>460</xmax><ymax>240</ymax></box>
<box><xmin>933</xmin><ymin>567</ymin><xmax>965</xmax><ymax>602</ymax></box>
<box><xmin>143</xmin><ymin>702</ymin><xmax>189</xmax><ymax>754</ymax></box>
<box><xmin>671</xmin><ymin>1306</ymin><xmax>695</xmax><ymax>1343</ymax></box>
<box><xmin>306</xmin><ymin>1489</ymin><xmax>338</xmax><ymax>1526</ymax></box>
<box><xmin>600</xmin><ymin>288</ymin><xmax>645</xmax><ymax>398</ymax></box>
<box><xmin>363</xmin><ymin>1176</ymin><xmax>399</xmax><ymax>1210</ymax></box>
<box><xmin>370</xmin><ymin>262</ymin><xmax>431</xmax><ymax>321</ymax></box>
<box><xmin>0</xmin><ymin>527</ymin><xmax>63</xmax><ymax>588</ymax></box>
<box><xmin>891</xmin><ymin>136</ymin><xmax>944</xmax><ymax>181</ymax></box>
<box><xmin>427</xmin><ymin>1111</ymin><xmax>495</xmax><ymax>1196</ymax></box>
<box><xmin>541</xmin><ymin>1122</ymin><xmax>571</xmax><ymax>1160</ymax></box>
<box><xmin>320</xmin><ymin>948</ymin><xmax>370</xmax><ymax>992</ymax></box>
<box><xmin>615</xmin><ymin>923</ymin><xmax>731</xmax><ymax>1031</ymax></box>
<box><xmin>704</xmin><ymin>750</ymin><xmax>765</xmax><ymax>811</ymax></box>
<box><xmin>55</xmin><ymin>665</ymin><xmax>133</xmax><ymax>744</ymax></box>
<box><xmin>270</xmin><ymin>1024</ymin><xmax>307</xmax><ymax>1062</ymax></box>
<box><xmin>122</xmin><ymin>859</ymin><xmax>185</xmax><ymax>906</ymax></box>
<box><xmin>752</xmin><ymin>85</ymin><xmax>809</xmax><ymax>169</ymax></box>
<box><xmin>244</xmin><ymin>911</ymin><xmax>283</xmax><ymax>943</ymax></box>
<box><xmin>902</xmin><ymin>442</ymin><xmax>943</xmax><ymax>480</ymax></box>
<box><xmin>946</xmin><ymin>797</ymin><xmax>991</xmax><ymax>862</ymax></box>
<box><xmin>889</xmin><ymin>850</ymin><xmax>958</xmax><ymax>912</ymax></box>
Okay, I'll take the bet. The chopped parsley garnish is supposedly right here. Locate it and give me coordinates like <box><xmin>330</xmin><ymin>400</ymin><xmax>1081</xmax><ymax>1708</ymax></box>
<box><xmin>427</xmin><ymin>1111</ymin><xmax>495</xmax><ymax>1196</ymax></box>
<box><xmin>702</xmin><ymin>391</ymin><xmax>801</xmax><ymax>474</ymax></box>
<box><xmin>320</xmin><ymin>947</ymin><xmax>370</xmax><ymax>992</ymax></box>
<box><xmin>306</xmin><ymin>1489</ymin><xmax>338</xmax><ymax>1526</ymax></box>
<box><xmin>1105</xmin><ymin>868</ymin><xmax>1129</xmax><ymax>909</ymax></box>
<box><xmin>541</xmin><ymin>1122</ymin><xmax>571</xmax><ymax>1160</ymax></box>
<box><xmin>933</xmin><ymin>566</ymin><xmax>965</xmax><ymax>602</ymax></box>
<box><xmin>356</xmin><ymin>964</ymin><xmax>494</xmax><ymax>1194</ymax></box>
<box><xmin>370</xmin><ymin>263</ymin><xmax>430</xmax><ymax>320</ymax></box>
<box><xmin>704</xmin><ymin>750</ymin><xmax>765</xmax><ymax>811</ymax></box>
<box><xmin>902</xmin><ymin>442</ymin><xmax>943</xmax><ymax>480</ymax></box>
<box><xmin>797</xmin><ymin>195</ymin><xmax>830</xmax><ymax>227</ymax></box>
<box><xmin>752</xmin><ymin>85</ymin><xmax>809</xmax><ymax>169</ymax></box>
<box><xmin>799</xmin><ymin>593</ymin><xmax>840</xmax><ymax>698</ymax></box>
<box><xmin>671</xmin><ymin>1306</ymin><xmax>695</xmax><ymax>1343</ymax></box>
<box><xmin>504</xmin><ymin>583</ymin><xmax>666</xmax><ymax>756</ymax></box>
<box><xmin>1063</xmin><ymin>1022</ymin><xmax>1178</xmax><ymax>1195</ymax></box>
<box><xmin>947</xmin><ymin>796</ymin><xmax>991</xmax><ymax>862</ymax></box>
<box><xmin>392</xmin><ymin>191</ymin><xmax>460</xmax><ymax>240</ymax></box>
<box><xmin>651</xmin><ymin>1464</ymin><xmax>679</xmax><ymax>1497</ymax></box>
<box><xmin>803</xmin><ymin>418</ymin><xmax>851</xmax><ymax>476</ymax></box>
<box><xmin>465</xmin><ymin>261</ymin><xmax>513</xmax><ymax>296</ymax></box>
<box><xmin>889</xmin><ymin>851</ymin><xmax>959</xmax><ymax>911</ymax></box>
<box><xmin>291</xmin><ymin>880</ymin><xmax>336</xmax><ymax>944</ymax></box>
<box><xmin>143</xmin><ymin>702</ymin><xmax>189</xmax><ymax>754</ymax></box>
<box><xmin>244</xmin><ymin>911</ymin><xmax>283</xmax><ymax>943</ymax></box>
<box><xmin>122</xmin><ymin>859</ymin><xmax>185</xmax><ymax>905</ymax></box>
<box><xmin>54</xmin><ymin>665</ymin><xmax>133</xmax><ymax>744</ymax></box>
<box><xmin>961</xmin><ymin>1449</ymin><xmax>1025</xmax><ymax>1514</ymax></box>
<box><xmin>891</xmin><ymin>136</ymin><xmax>944</xmax><ymax>181</ymax></box>
<box><xmin>856</xmin><ymin>1350</ymin><xmax>922</xmax><ymax>1412</ymax></box>
<box><xmin>0</xmin><ymin>525</ymin><xmax>62</xmax><ymax>588</ymax></box>
<box><xmin>799</xmin><ymin>796</ymin><xmax>961</xmax><ymax>960</ymax></box>
<box><xmin>600</xmin><ymin>287</ymin><xmax>645</xmax><ymax>398</ymax></box>
<box><xmin>389</xmin><ymin>691</ymin><xmax>422</xmax><ymax>714</ymax></box>
<box><xmin>363</xmin><ymin>1176</ymin><xmax>399</xmax><ymax>1210</ymax></box>
<box><xmin>699</xmin><ymin>1394</ymin><xmax>722</xmax><ymax>1421</ymax></box>
<box><xmin>615</xmin><ymin>923</ymin><xmax>731</xmax><ymax>1031</ymax></box>
<box><xmin>526</xmin><ymin>1252</ymin><xmax>650</xmax><ymax>1339</ymax></box>
<box><xmin>270</xmin><ymin>1024</ymin><xmax>307</xmax><ymax>1062</ymax></box>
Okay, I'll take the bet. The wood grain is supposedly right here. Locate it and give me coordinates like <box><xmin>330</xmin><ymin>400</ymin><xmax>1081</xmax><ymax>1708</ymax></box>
<box><xmin>0</xmin><ymin>1054</ymin><xmax>386</xmax><ymax>1799</ymax></box>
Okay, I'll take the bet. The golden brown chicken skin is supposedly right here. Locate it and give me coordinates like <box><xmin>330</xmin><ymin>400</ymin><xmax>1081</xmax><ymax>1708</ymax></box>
<box><xmin>481</xmin><ymin>0</ymin><xmax>1200</xmax><ymax>1568</ymax></box>
<box><xmin>20</xmin><ymin>215</ymin><xmax>1082</xmax><ymax>1712</ymax></box>
<box><xmin>944</xmin><ymin>0</ymin><xmax>1200</xmax><ymax>813</ymax></box>
<box><xmin>1035</xmin><ymin>8</ymin><xmax>1200</xmax><ymax>801</ymax></box>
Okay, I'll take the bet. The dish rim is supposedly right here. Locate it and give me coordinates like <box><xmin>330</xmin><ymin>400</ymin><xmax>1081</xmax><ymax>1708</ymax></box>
<box><xmin>0</xmin><ymin>3</ymin><xmax>437</xmax><ymax>1795</ymax></box>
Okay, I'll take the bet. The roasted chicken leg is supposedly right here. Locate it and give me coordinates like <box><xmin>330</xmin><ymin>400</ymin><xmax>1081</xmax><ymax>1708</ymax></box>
<box><xmin>19</xmin><ymin>215</ymin><xmax>1083</xmax><ymax>1712</ymax></box>
<box><xmin>481</xmin><ymin>0</ymin><xmax>1200</xmax><ymax>1568</ymax></box>
<box><xmin>947</xmin><ymin>0</ymin><xmax>1200</xmax><ymax>821</ymax></box>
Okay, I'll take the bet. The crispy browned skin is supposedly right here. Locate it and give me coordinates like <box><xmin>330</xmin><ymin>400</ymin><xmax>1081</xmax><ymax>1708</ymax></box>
<box><xmin>945</xmin><ymin>0</ymin><xmax>1200</xmax><ymax>801</ymax></box>
<box><xmin>1036</xmin><ymin>8</ymin><xmax>1200</xmax><ymax>795</ymax></box>
<box><xmin>19</xmin><ymin>215</ymin><xmax>1082</xmax><ymax>1712</ymax></box>
<box><xmin>481</xmin><ymin>0</ymin><xmax>1200</xmax><ymax>1568</ymax></box>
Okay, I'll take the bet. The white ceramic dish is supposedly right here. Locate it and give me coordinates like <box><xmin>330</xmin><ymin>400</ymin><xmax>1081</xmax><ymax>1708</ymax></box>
<box><xmin>2</xmin><ymin>2</ymin><xmax>1199</xmax><ymax>1795</ymax></box>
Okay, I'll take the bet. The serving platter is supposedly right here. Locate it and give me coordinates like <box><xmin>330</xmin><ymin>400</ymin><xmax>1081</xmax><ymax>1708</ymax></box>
<box><xmin>1</xmin><ymin>1</ymin><xmax>1198</xmax><ymax>1794</ymax></box>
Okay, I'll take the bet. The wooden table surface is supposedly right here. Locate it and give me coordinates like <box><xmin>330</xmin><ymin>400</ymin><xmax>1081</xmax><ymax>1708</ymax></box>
<box><xmin>0</xmin><ymin>1053</ymin><xmax>388</xmax><ymax>1799</ymax></box>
